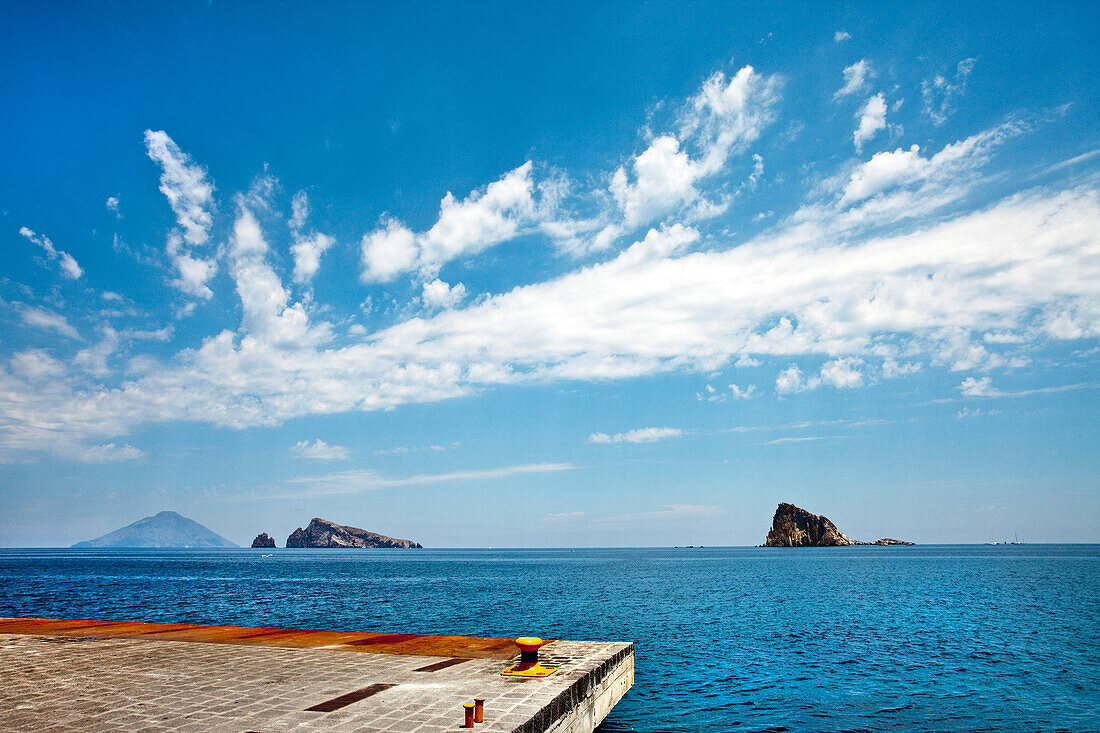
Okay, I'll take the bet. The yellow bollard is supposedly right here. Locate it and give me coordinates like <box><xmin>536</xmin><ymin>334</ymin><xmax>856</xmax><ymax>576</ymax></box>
<box><xmin>500</xmin><ymin>637</ymin><xmax>558</xmax><ymax>677</ymax></box>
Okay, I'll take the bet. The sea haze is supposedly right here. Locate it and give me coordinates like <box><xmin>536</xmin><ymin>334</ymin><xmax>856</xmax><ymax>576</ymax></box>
<box><xmin>1</xmin><ymin>545</ymin><xmax>1097</xmax><ymax>732</ymax></box>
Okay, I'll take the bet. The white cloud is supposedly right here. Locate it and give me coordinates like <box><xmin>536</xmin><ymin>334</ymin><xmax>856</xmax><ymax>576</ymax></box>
<box><xmin>361</xmin><ymin>217</ymin><xmax>418</xmax><ymax>282</ymax></box>
<box><xmin>228</xmin><ymin>206</ymin><xmax>331</xmax><ymax>347</ymax></box>
<box><xmin>291</xmin><ymin>232</ymin><xmax>335</xmax><ymax>284</ymax></box>
<box><xmin>681</xmin><ymin>66</ymin><xmax>782</xmax><ymax>172</ymax></box>
<box><xmin>354</xmin><ymin>66</ymin><xmax>779</xmax><ymax>263</ymax></box>
<box><xmin>291</xmin><ymin>439</ymin><xmax>349</xmax><ymax>461</ymax></box>
<box><xmin>775</xmin><ymin>364</ymin><xmax>804</xmax><ymax>395</ymax></box>
<box><xmin>1046</xmin><ymin>148</ymin><xmax>1100</xmax><ymax>174</ymax></box>
<box><xmin>422</xmin><ymin>279</ymin><xmax>466</xmax><ymax>310</ymax></box>
<box><xmin>288</xmin><ymin>191</ymin><xmax>336</xmax><ymax>283</ymax></box>
<box><xmin>835</xmin><ymin>59</ymin><xmax>873</xmax><ymax>99</ymax></box>
<box><xmin>144</xmin><ymin>130</ymin><xmax>214</xmax><ymax>246</ymax></box>
<box><xmin>2</xmin><ymin>109</ymin><xmax>1098</xmax><ymax>463</ymax></box>
<box><xmin>611</xmin><ymin>135</ymin><xmax>702</xmax><ymax>229</ymax></box>
<box><xmin>778</xmin><ymin>358</ymin><xmax>865</xmax><ymax>393</ymax></box>
<box><xmin>6</xmin><ymin>179</ymin><xmax>1096</xmax><ymax>460</ymax></box>
<box><xmin>74</xmin><ymin>327</ymin><xmax>119</xmax><ymax>377</ymax></box>
<box><xmin>144</xmin><ymin>130</ymin><xmax>217</xmax><ymax>298</ymax></box>
<box><xmin>18</xmin><ymin>227</ymin><xmax>82</xmax><ymax>280</ymax></box>
<box><xmin>958</xmin><ymin>376</ymin><xmax>997</xmax><ymax>396</ymax></box>
<box><xmin>172</xmin><ymin>249</ymin><xmax>217</xmax><ymax>299</ymax></box>
<box><xmin>854</xmin><ymin>93</ymin><xmax>887</xmax><ymax>152</ymax></box>
<box><xmin>75</xmin><ymin>443</ymin><xmax>145</xmax><ymax>463</ymax></box>
<box><xmin>881</xmin><ymin>357</ymin><xmax>922</xmax><ymax>379</ymax></box>
<box><xmin>922</xmin><ymin>58</ymin><xmax>976</xmax><ymax>125</ymax></box>
<box><xmin>289</xmin><ymin>190</ymin><xmax>309</xmax><ymax>232</ymax></box>
<box><xmin>604</xmin><ymin>67</ymin><xmax>780</xmax><ymax>242</ymax></box>
<box><xmin>21</xmin><ymin>307</ymin><xmax>80</xmax><ymax>340</ymax></box>
<box><xmin>840</xmin><ymin>144</ymin><xmax>929</xmax><ymax>204</ymax></box>
<box><xmin>106</xmin><ymin>196</ymin><xmax>120</xmax><ymax>216</ymax></box>
<box><xmin>837</xmin><ymin>122</ymin><xmax>1023</xmax><ymax>209</ymax></box>
<box><xmin>9</xmin><ymin>350</ymin><xmax>66</xmax><ymax>380</ymax></box>
<box><xmin>361</xmin><ymin>163</ymin><xmax>535</xmax><ymax>282</ymax></box>
<box><xmin>589</xmin><ymin>427</ymin><xmax>682</xmax><ymax>444</ymax></box>
<box><xmin>955</xmin><ymin>378</ymin><xmax>1099</xmax><ymax>400</ymax></box>
<box><xmin>834</xmin><ymin>30</ymin><xmax>851</xmax><ymax>42</ymax></box>
<box><xmin>729</xmin><ymin>383</ymin><xmax>757</xmax><ymax>399</ymax></box>
<box><xmin>819</xmin><ymin>357</ymin><xmax>865</xmax><ymax>388</ymax></box>
<box><xmin>748</xmin><ymin>153</ymin><xmax>764</xmax><ymax>189</ymax></box>
<box><xmin>697</xmin><ymin>383</ymin><xmax>725</xmax><ymax>402</ymax></box>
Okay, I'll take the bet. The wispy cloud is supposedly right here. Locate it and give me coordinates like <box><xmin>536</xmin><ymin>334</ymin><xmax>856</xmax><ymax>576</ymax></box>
<box><xmin>1</xmin><ymin>56</ymin><xmax>1098</xmax><ymax>463</ymax></box>
<box><xmin>144</xmin><ymin>129</ymin><xmax>217</xmax><ymax>298</ymax></box>
<box><xmin>18</xmin><ymin>227</ymin><xmax>82</xmax><ymax>280</ymax></box>
<box><xmin>542</xmin><ymin>511</ymin><xmax>585</xmax><ymax>523</ymax></box>
<box><xmin>288</xmin><ymin>191</ymin><xmax>336</xmax><ymax>283</ymax></box>
<box><xmin>958</xmin><ymin>377</ymin><xmax>1099</xmax><ymax>399</ymax></box>
<box><xmin>291</xmin><ymin>439</ymin><xmax>349</xmax><ymax>461</ymax></box>
<box><xmin>1045</xmin><ymin>147</ymin><xmax>1100</xmax><ymax>174</ymax></box>
<box><xmin>835</xmin><ymin>59</ymin><xmax>873</xmax><ymax>99</ymax></box>
<box><xmin>373</xmin><ymin>442</ymin><xmax>456</xmax><ymax>456</ymax></box>
<box><xmin>922</xmin><ymin>58</ymin><xmax>976</xmax><ymax>125</ymax></box>
<box><xmin>361</xmin><ymin>163</ymin><xmax>536</xmax><ymax>283</ymax></box>
<box><xmin>854</xmin><ymin>93</ymin><xmax>887</xmax><ymax>152</ymax></box>
<box><xmin>764</xmin><ymin>436</ymin><xmax>834</xmax><ymax>445</ymax></box>
<box><xmin>21</xmin><ymin>307</ymin><xmax>80</xmax><ymax>340</ymax></box>
<box><xmin>602</xmin><ymin>504</ymin><xmax>722</xmax><ymax>523</ymax></box>
<box><xmin>75</xmin><ymin>443</ymin><xmax>145</xmax><ymax>463</ymax></box>
<box><xmin>956</xmin><ymin>406</ymin><xmax>1001</xmax><ymax>419</ymax></box>
<box><xmin>252</xmin><ymin>462</ymin><xmax>577</xmax><ymax>500</ymax></box>
<box><xmin>589</xmin><ymin>427</ymin><xmax>683</xmax><ymax>444</ymax></box>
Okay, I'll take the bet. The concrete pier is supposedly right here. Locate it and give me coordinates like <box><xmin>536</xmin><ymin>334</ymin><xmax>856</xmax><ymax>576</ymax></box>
<box><xmin>0</xmin><ymin>617</ymin><xmax>633</xmax><ymax>733</ymax></box>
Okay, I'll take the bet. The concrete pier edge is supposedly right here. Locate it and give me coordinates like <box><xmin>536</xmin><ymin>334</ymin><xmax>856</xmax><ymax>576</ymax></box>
<box><xmin>0</xmin><ymin>617</ymin><xmax>634</xmax><ymax>733</ymax></box>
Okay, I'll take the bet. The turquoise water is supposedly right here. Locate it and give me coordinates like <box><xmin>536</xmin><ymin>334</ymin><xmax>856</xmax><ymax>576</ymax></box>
<box><xmin>1</xmin><ymin>545</ymin><xmax>1097</xmax><ymax>731</ymax></box>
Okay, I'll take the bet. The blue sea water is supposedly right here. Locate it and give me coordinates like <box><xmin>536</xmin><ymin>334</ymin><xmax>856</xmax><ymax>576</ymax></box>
<box><xmin>1</xmin><ymin>545</ymin><xmax>1098</xmax><ymax>732</ymax></box>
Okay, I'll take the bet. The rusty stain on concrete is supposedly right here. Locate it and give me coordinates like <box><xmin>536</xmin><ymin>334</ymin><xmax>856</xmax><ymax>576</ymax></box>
<box><xmin>0</xmin><ymin>616</ymin><xmax>521</xmax><ymax>658</ymax></box>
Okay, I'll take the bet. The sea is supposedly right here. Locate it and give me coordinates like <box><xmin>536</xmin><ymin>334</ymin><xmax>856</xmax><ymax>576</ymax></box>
<box><xmin>1</xmin><ymin>545</ymin><xmax>1097</xmax><ymax>732</ymax></box>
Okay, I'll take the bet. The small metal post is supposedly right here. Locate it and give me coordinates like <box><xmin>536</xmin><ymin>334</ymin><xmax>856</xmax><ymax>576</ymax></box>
<box><xmin>474</xmin><ymin>698</ymin><xmax>485</xmax><ymax>723</ymax></box>
<box><xmin>463</xmin><ymin>702</ymin><xmax>475</xmax><ymax>728</ymax></box>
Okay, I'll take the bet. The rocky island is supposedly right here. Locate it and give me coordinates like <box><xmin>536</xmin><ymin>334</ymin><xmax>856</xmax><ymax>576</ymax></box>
<box><xmin>250</xmin><ymin>532</ymin><xmax>276</xmax><ymax>548</ymax></box>
<box><xmin>763</xmin><ymin>502</ymin><xmax>913</xmax><ymax>547</ymax></box>
<box><xmin>285</xmin><ymin>518</ymin><xmax>422</xmax><ymax>548</ymax></box>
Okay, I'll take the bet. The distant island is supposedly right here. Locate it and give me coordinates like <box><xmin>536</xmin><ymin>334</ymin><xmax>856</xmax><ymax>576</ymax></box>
<box><xmin>763</xmin><ymin>502</ymin><xmax>914</xmax><ymax>547</ymax></box>
<box><xmin>250</xmin><ymin>532</ymin><xmax>276</xmax><ymax>548</ymax></box>
<box><xmin>73</xmin><ymin>510</ymin><xmax>237</xmax><ymax>548</ymax></box>
<box><xmin>283</xmin><ymin>517</ymin><xmax>422</xmax><ymax>548</ymax></box>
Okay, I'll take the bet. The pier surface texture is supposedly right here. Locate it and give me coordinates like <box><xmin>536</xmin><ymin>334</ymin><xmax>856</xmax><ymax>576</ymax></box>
<box><xmin>0</xmin><ymin>617</ymin><xmax>633</xmax><ymax>733</ymax></box>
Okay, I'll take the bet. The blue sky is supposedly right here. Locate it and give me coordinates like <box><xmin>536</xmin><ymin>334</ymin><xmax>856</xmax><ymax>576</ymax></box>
<box><xmin>1</xmin><ymin>1</ymin><xmax>1098</xmax><ymax>547</ymax></box>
